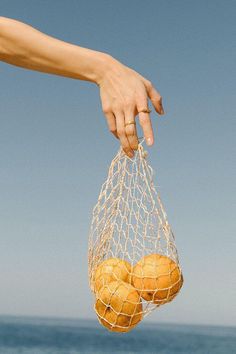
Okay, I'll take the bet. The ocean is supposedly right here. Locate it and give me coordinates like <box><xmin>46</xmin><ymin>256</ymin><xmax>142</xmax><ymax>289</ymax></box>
<box><xmin>0</xmin><ymin>315</ymin><xmax>235</xmax><ymax>354</ymax></box>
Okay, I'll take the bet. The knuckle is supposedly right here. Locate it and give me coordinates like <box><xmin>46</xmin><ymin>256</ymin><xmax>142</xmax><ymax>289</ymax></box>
<box><xmin>109</xmin><ymin>127</ymin><xmax>117</xmax><ymax>134</ymax></box>
<box><xmin>117</xmin><ymin>128</ymin><xmax>125</xmax><ymax>137</ymax></box>
<box><xmin>102</xmin><ymin>105</ymin><xmax>111</xmax><ymax>114</ymax></box>
<box><xmin>136</xmin><ymin>92</ymin><xmax>146</xmax><ymax>101</ymax></box>
<box><xmin>126</xmin><ymin>128</ymin><xmax>135</xmax><ymax>136</ymax></box>
<box><xmin>136</xmin><ymin>94</ymin><xmax>148</xmax><ymax>106</ymax></box>
<box><xmin>112</xmin><ymin>102</ymin><xmax>121</xmax><ymax>111</ymax></box>
<box><xmin>146</xmin><ymin>80</ymin><xmax>153</xmax><ymax>89</ymax></box>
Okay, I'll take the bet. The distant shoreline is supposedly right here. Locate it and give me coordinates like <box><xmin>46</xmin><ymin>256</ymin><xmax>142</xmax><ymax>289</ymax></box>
<box><xmin>0</xmin><ymin>313</ymin><xmax>235</xmax><ymax>335</ymax></box>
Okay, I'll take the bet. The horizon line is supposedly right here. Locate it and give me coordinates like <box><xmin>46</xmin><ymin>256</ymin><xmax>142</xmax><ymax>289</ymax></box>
<box><xmin>0</xmin><ymin>313</ymin><xmax>235</xmax><ymax>330</ymax></box>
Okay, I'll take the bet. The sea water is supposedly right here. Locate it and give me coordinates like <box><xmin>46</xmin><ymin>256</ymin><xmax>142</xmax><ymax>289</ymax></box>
<box><xmin>0</xmin><ymin>315</ymin><xmax>235</xmax><ymax>354</ymax></box>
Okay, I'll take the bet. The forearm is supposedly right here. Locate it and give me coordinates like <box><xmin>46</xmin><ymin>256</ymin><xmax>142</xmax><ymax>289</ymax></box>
<box><xmin>0</xmin><ymin>16</ymin><xmax>112</xmax><ymax>84</ymax></box>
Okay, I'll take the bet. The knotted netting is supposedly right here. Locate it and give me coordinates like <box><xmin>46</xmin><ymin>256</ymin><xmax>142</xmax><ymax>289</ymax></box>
<box><xmin>88</xmin><ymin>139</ymin><xmax>183</xmax><ymax>332</ymax></box>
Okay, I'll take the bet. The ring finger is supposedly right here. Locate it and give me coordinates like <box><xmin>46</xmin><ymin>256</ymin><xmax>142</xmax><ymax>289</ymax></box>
<box><xmin>115</xmin><ymin>110</ymin><xmax>134</xmax><ymax>157</ymax></box>
<box><xmin>124</xmin><ymin>107</ymin><xmax>139</xmax><ymax>151</ymax></box>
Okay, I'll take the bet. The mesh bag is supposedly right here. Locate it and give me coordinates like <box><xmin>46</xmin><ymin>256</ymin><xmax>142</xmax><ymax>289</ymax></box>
<box><xmin>88</xmin><ymin>139</ymin><xmax>183</xmax><ymax>332</ymax></box>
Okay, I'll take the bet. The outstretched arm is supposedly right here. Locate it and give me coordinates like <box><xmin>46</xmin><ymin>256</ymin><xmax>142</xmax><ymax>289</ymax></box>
<box><xmin>0</xmin><ymin>16</ymin><xmax>164</xmax><ymax>157</ymax></box>
<box><xmin>0</xmin><ymin>16</ymin><xmax>110</xmax><ymax>83</ymax></box>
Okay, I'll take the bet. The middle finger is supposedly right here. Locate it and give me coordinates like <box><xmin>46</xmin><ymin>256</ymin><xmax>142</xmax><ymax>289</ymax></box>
<box><xmin>138</xmin><ymin>110</ymin><xmax>154</xmax><ymax>146</ymax></box>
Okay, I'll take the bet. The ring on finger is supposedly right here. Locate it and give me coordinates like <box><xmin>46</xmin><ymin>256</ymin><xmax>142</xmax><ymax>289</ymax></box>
<box><xmin>125</xmin><ymin>120</ymin><xmax>136</xmax><ymax>127</ymax></box>
<box><xmin>138</xmin><ymin>108</ymin><xmax>152</xmax><ymax>114</ymax></box>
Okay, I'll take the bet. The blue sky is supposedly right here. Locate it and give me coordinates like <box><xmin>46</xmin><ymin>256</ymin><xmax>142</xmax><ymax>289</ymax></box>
<box><xmin>0</xmin><ymin>0</ymin><xmax>235</xmax><ymax>327</ymax></box>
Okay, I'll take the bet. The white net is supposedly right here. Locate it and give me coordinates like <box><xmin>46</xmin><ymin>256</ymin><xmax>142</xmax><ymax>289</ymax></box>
<box><xmin>88</xmin><ymin>140</ymin><xmax>183</xmax><ymax>332</ymax></box>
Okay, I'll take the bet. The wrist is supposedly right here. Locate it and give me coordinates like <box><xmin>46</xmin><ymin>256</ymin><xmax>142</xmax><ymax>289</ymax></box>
<box><xmin>71</xmin><ymin>47</ymin><xmax>115</xmax><ymax>85</ymax></box>
<box><xmin>92</xmin><ymin>52</ymin><xmax>116</xmax><ymax>86</ymax></box>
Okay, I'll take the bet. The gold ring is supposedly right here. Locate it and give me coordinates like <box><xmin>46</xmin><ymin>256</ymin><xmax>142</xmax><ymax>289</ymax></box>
<box><xmin>138</xmin><ymin>108</ymin><xmax>152</xmax><ymax>113</ymax></box>
<box><xmin>125</xmin><ymin>121</ymin><xmax>136</xmax><ymax>127</ymax></box>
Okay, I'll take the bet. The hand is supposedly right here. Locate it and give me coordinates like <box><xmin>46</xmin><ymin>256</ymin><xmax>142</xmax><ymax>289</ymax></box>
<box><xmin>97</xmin><ymin>56</ymin><xmax>164</xmax><ymax>158</ymax></box>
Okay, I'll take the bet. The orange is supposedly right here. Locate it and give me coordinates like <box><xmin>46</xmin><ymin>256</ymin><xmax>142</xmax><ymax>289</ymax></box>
<box><xmin>132</xmin><ymin>253</ymin><xmax>183</xmax><ymax>304</ymax></box>
<box><xmin>95</xmin><ymin>280</ymin><xmax>142</xmax><ymax>332</ymax></box>
<box><xmin>93</xmin><ymin>258</ymin><xmax>132</xmax><ymax>293</ymax></box>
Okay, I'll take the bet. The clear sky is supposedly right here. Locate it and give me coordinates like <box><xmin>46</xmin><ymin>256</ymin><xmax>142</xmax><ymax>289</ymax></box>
<box><xmin>0</xmin><ymin>0</ymin><xmax>235</xmax><ymax>327</ymax></box>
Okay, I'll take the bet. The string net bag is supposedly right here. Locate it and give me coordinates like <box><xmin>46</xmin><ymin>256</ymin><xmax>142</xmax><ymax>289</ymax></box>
<box><xmin>88</xmin><ymin>139</ymin><xmax>183</xmax><ymax>333</ymax></box>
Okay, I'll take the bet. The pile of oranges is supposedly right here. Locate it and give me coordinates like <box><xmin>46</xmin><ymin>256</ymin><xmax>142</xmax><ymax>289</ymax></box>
<box><xmin>92</xmin><ymin>254</ymin><xmax>183</xmax><ymax>332</ymax></box>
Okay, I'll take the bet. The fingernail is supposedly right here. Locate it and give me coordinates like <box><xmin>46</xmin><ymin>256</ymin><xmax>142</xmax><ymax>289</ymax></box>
<box><xmin>159</xmin><ymin>97</ymin><xmax>165</xmax><ymax>114</ymax></box>
<box><xmin>146</xmin><ymin>138</ymin><xmax>153</xmax><ymax>146</ymax></box>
